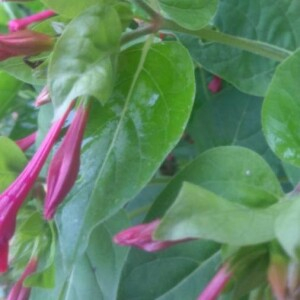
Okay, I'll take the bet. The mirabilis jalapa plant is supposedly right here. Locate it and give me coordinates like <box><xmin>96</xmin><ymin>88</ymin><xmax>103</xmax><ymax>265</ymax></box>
<box><xmin>1</xmin><ymin>0</ymin><xmax>300</xmax><ymax>299</ymax></box>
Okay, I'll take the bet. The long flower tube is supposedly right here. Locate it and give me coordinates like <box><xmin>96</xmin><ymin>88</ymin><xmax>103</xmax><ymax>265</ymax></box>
<box><xmin>113</xmin><ymin>219</ymin><xmax>193</xmax><ymax>252</ymax></box>
<box><xmin>197</xmin><ymin>265</ymin><xmax>232</xmax><ymax>300</ymax></box>
<box><xmin>0</xmin><ymin>102</ymin><xmax>73</xmax><ymax>272</ymax></box>
<box><xmin>15</xmin><ymin>132</ymin><xmax>37</xmax><ymax>151</ymax></box>
<box><xmin>44</xmin><ymin>104</ymin><xmax>89</xmax><ymax>220</ymax></box>
<box><xmin>0</xmin><ymin>30</ymin><xmax>53</xmax><ymax>62</ymax></box>
<box><xmin>7</xmin><ymin>258</ymin><xmax>38</xmax><ymax>300</ymax></box>
<box><xmin>9</xmin><ymin>10</ymin><xmax>56</xmax><ymax>32</ymax></box>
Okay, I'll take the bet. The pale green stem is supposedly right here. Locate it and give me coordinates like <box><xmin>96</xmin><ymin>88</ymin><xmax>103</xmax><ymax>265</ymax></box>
<box><xmin>162</xmin><ymin>20</ymin><xmax>292</xmax><ymax>62</ymax></box>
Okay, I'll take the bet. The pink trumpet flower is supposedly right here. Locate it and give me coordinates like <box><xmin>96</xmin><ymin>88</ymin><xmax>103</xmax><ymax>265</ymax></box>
<box><xmin>113</xmin><ymin>219</ymin><xmax>192</xmax><ymax>252</ymax></box>
<box><xmin>35</xmin><ymin>86</ymin><xmax>51</xmax><ymax>107</ymax></box>
<box><xmin>15</xmin><ymin>132</ymin><xmax>37</xmax><ymax>151</ymax></box>
<box><xmin>44</xmin><ymin>104</ymin><xmax>89</xmax><ymax>220</ymax></box>
<box><xmin>7</xmin><ymin>258</ymin><xmax>38</xmax><ymax>300</ymax></box>
<box><xmin>197</xmin><ymin>265</ymin><xmax>232</xmax><ymax>300</ymax></box>
<box><xmin>0</xmin><ymin>102</ymin><xmax>73</xmax><ymax>272</ymax></box>
<box><xmin>0</xmin><ymin>30</ymin><xmax>53</xmax><ymax>62</ymax></box>
<box><xmin>208</xmin><ymin>76</ymin><xmax>222</xmax><ymax>93</ymax></box>
<box><xmin>9</xmin><ymin>10</ymin><xmax>56</xmax><ymax>32</ymax></box>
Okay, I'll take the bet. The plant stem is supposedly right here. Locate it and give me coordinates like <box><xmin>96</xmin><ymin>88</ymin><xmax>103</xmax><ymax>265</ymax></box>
<box><xmin>162</xmin><ymin>20</ymin><xmax>292</xmax><ymax>62</ymax></box>
<box><xmin>121</xmin><ymin>25</ymin><xmax>155</xmax><ymax>45</ymax></box>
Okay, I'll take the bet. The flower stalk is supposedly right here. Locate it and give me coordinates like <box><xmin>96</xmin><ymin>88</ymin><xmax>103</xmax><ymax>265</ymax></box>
<box><xmin>9</xmin><ymin>10</ymin><xmax>56</xmax><ymax>32</ymax></box>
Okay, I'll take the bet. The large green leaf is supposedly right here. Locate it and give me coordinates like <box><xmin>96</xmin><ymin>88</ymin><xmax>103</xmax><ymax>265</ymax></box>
<box><xmin>147</xmin><ymin>146</ymin><xmax>283</xmax><ymax>221</ymax></box>
<box><xmin>56</xmin><ymin>41</ymin><xmax>195</xmax><ymax>267</ymax></box>
<box><xmin>155</xmin><ymin>182</ymin><xmax>285</xmax><ymax>246</ymax></box>
<box><xmin>262</xmin><ymin>49</ymin><xmax>300</xmax><ymax>167</ymax></box>
<box><xmin>42</xmin><ymin>0</ymin><xmax>116</xmax><ymax>18</ymax></box>
<box><xmin>155</xmin><ymin>0</ymin><xmax>218</xmax><ymax>30</ymax></box>
<box><xmin>0</xmin><ymin>71</ymin><xmax>22</xmax><ymax>120</ymax></box>
<box><xmin>179</xmin><ymin>0</ymin><xmax>300</xmax><ymax>96</ymax></box>
<box><xmin>189</xmin><ymin>86</ymin><xmax>283</xmax><ymax>175</ymax></box>
<box><xmin>0</xmin><ymin>136</ymin><xmax>27</xmax><ymax>192</ymax></box>
<box><xmin>117</xmin><ymin>241</ymin><xmax>220</xmax><ymax>300</ymax></box>
<box><xmin>48</xmin><ymin>4</ymin><xmax>122</xmax><ymax>116</ymax></box>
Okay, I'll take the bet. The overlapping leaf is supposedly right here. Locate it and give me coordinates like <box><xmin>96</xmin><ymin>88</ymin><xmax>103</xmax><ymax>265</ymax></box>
<box><xmin>155</xmin><ymin>182</ymin><xmax>286</xmax><ymax>246</ymax></box>
<box><xmin>48</xmin><ymin>4</ymin><xmax>122</xmax><ymax>116</ymax></box>
<box><xmin>55</xmin><ymin>41</ymin><xmax>195</xmax><ymax>268</ymax></box>
<box><xmin>180</xmin><ymin>0</ymin><xmax>300</xmax><ymax>96</ymax></box>
<box><xmin>154</xmin><ymin>0</ymin><xmax>218</xmax><ymax>30</ymax></box>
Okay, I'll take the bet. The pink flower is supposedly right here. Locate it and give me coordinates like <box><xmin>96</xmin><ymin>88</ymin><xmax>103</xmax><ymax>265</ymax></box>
<box><xmin>44</xmin><ymin>104</ymin><xmax>89</xmax><ymax>220</ymax></box>
<box><xmin>34</xmin><ymin>86</ymin><xmax>51</xmax><ymax>107</ymax></box>
<box><xmin>268</xmin><ymin>256</ymin><xmax>288</xmax><ymax>300</ymax></box>
<box><xmin>15</xmin><ymin>132</ymin><xmax>37</xmax><ymax>151</ymax></box>
<box><xmin>7</xmin><ymin>258</ymin><xmax>38</xmax><ymax>300</ymax></box>
<box><xmin>208</xmin><ymin>76</ymin><xmax>222</xmax><ymax>93</ymax></box>
<box><xmin>0</xmin><ymin>102</ymin><xmax>73</xmax><ymax>272</ymax></box>
<box><xmin>9</xmin><ymin>10</ymin><xmax>56</xmax><ymax>32</ymax></box>
<box><xmin>113</xmin><ymin>219</ymin><xmax>192</xmax><ymax>252</ymax></box>
<box><xmin>0</xmin><ymin>30</ymin><xmax>53</xmax><ymax>62</ymax></box>
<box><xmin>197</xmin><ymin>265</ymin><xmax>232</xmax><ymax>300</ymax></box>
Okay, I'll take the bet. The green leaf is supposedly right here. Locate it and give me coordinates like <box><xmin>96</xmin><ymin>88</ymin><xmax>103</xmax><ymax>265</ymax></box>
<box><xmin>180</xmin><ymin>0</ymin><xmax>300</xmax><ymax>96</ymax></box>
<box><xmin>57</xmin><ymin>41</ymin><xmax>195</xmax><ymax>267</ymax></box>
<box><xmin>189</xmin><ymin>85</ymin><xmax>283</xmax><ymax>175</ymax></box>
<box><xmin>31</xmin><ymin>211</ymin><xmax>129</xmax><ymax>300</ymax></box>
<box><xmin>0</xmin><ymin>57</ymin><xmax>46</xmax><ymax>85</ymax></box>
<box><xmin>147</xmin><ymin>146</ymin><xmax>283</xmax><ymax>222</ymax></box>
<box><xmin>25</xmin><ymin>223</ymin><xmax>56</xmax><ymax>289</ymax></box>
<box><xmin>275</xmin><ymin>197</ymin><xmax>300</xmax><ymax>259</ymax></box>
<box><xmin>262</xmin><ymin>49</ymin><xmax>300</xmax><ymax>167</ymax></box>
<box><xmin>155</xmin><ymin>0</ymin><xmax>218</xmax><ymax>30</ymax></box>
<box><xmin>155</xmin><ymin>182</ymin><xmax>285</xmax><ymax>246</ymax></box>
<box><xmin>0</xmin><ymin>71</ymin><xmax>22</xmax><ymax>119</ymax></box>
<box><xmin>117</xmin><ymin>240</ymin><xmax>220</xmax><ymax>300</ymax></box>
<box><xmin>42</xmin><ymin>0</ymin><xmax>116</xmax><ymax>18</ymax></box>
<box><xmin>48</xmin><ymin>4</ymin><xmax>122</xmax><ymax>116</ymax></box>
<box><xmin>0</xmin><ymin>136</ymin><xmax>27</xmax><ymax>192</ymax></box>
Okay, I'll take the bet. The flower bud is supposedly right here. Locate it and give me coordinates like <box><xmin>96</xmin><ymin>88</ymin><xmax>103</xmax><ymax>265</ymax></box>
<box><xmin>44</xmin><ymin>105</ymin><xmax>89</xmax><ymax>220</ymax></box>
<box><xmin>7</xmin><ymin>258</ymin><xmax>38</xmax><ymax>300</ymax></box>
<box><xmin>113</xmin><ymin>219</ymin><xmax>192</xmax><ymax>252</ymax></box>
<box><xmin>0</xmin><ymin>30</ymin><xmax>54</xmax><ymax>62</ymax></box>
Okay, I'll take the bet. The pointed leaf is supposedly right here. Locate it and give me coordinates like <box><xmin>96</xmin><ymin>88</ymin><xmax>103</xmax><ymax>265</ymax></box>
<box><xmin>147</xmin><ymin>146</ymin><xmax>283</xmax><ymax>221</ymax></box>
<box><xmin>57</xmin><ymin>41</ymin><xmax>195</xmax><ymax>267</ymax></box>
<box><xmin>48</xmin><ymin>4</ymin><xmax>122</xmax><ymax>116</ymax></box>
<box><xmin>155</xmin><ymin>182</ymin><xmax>285</xmax><ymax>246</ymax></box>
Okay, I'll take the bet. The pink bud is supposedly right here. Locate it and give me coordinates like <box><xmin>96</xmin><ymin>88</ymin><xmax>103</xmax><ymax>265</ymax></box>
<box><xmin>197</xmin><ymin>265</ymin><xmax>232</xmax><ymax>300</ymax></box>
<box><xmin>35</xmin><ymin>86</ymin><xmax>51</xmax><ymax>107</ymax></box>
<box><xmin>7</xmin><ymin>258</ymin><xmax>38</xmax><ymax>300</ymax></box>
<box><xmin>0</xmin><ymin>30</ymin><xmax>54</xmax><ymax>62</ymax></box>
<box><xmin>0</xmin><ymin>102</ymin><xmax>73</xmax><ymax>272</ymax></box>
<box><xmin>15</xmin><ymin>132</ymin><xmax>37</xmax><ymax>151</ymax></box>
<box><xmin>113</xmin><ymin>219</ymin><xmax>192</xmax><ymax>252</ymax></box>
<box><xmin>208</xmin><ymin>76</ymin><xmax>222</xmax><ymax>93</ymax></box>
<box><xmin>9</xmin><ymin>10</ymin><xmax>56</xmax><ymax>32</ymax></box>
<box><xmin>44</xmin><ymin>105</ymin><xmax>89</xmax><ymax>220</ymax></box>
<box><xmin>268</xmin><ymin>256</ymin><xmax>288</xmax><ymax>300</ymax></box>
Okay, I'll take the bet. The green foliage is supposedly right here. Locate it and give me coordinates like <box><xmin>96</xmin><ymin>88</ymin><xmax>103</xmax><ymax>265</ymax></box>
<box><xmin>1</xmin><ymin>0</ymin><xmax>300</xmax><ymax>299</ymax></box>
<box><xmin>0</xmin><ymin>136</ymin><xmax>27</xmax><ymax>191</ymax></box>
